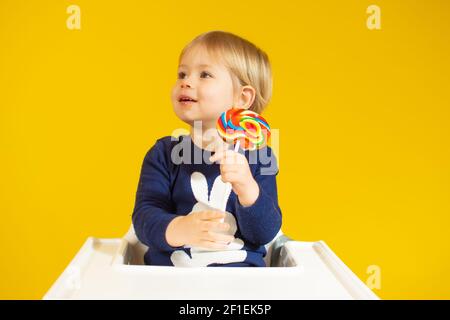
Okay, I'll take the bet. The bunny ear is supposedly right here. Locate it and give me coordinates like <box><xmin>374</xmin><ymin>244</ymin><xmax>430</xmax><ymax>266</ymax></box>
<box><xmin>190</xmin><ymin>171</ymin><xmax>209</xmax><ymax>204</ymax></box>
<box><xmin>209</xmin><ymin>175</ymin><xmax>232</xmax><ymax>211</ymax></box>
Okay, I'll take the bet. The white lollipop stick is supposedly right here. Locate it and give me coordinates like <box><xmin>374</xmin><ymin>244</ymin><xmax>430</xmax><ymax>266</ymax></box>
<box><xmin>233</xmin><ymin>140</ymin><xmax>241</xmax><ymax>153</ymax></box>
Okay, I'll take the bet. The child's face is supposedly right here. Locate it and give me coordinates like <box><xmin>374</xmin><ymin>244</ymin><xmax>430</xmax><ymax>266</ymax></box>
<box><xmin>171</xmin><ymin>45</ymin><xmax>238</xmax><ymax>129</ymax></box>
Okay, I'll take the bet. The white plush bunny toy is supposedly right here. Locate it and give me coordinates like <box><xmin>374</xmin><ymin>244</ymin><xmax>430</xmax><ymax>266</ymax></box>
<box><xmin>170</xmin><ymin>171</ymin><xmax>248</xmax><ymax>267</ymax></box>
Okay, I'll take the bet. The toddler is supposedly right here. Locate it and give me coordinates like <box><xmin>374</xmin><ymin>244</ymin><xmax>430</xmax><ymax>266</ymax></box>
<box><xmin>132</xmin><ymin>31</ymin><xmax>282</xmax><ymax>267</ymax></box>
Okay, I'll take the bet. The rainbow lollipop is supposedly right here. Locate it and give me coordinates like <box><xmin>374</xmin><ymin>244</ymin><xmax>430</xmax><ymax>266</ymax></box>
<box><xmin>216</xmin><ymin>107</ymin><xmax>271</xmax><ymax>151</ymax></box>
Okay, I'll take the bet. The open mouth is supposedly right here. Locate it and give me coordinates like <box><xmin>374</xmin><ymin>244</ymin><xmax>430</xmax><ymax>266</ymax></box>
<box><xmin>178</xmin><ymin>94</ymin><xmax>197</xmax><ymax>104</ymax></box>
<box><xmin>178</xmin><ymin>96</ymin><xmax>198</xmax><ymax>103</ymax></box>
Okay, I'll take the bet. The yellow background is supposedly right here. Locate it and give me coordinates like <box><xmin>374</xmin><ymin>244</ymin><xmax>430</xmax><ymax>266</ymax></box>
<box><xmin>1</xmin><ymin>0</ymin><xmax>449</xmax><ymax>299</ymax></box>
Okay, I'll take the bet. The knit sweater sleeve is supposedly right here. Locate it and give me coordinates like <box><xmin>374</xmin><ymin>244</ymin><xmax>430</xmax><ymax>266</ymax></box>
<box><xmin>233</xmin><ymin>147</ymin><xmax>282</xmax><ymax>246</ymax></box>
<box><xmin>131</xmin><ymin>139</ymin><xmax>183</xmax><ymax>252</ymax></box>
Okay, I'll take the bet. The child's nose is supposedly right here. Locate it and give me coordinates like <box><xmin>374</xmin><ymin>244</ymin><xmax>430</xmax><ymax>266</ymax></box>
<box><xmin>180</xmin><ymin>77</ymin><xmax>194</xmax><ymax>89</ymax></box>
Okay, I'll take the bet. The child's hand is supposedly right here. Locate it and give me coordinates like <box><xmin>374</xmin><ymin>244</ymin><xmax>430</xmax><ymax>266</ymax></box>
<box><xmin>166</xmin><ymin>210</ymin><xmax>234</xmax><ymax>250</ymax></box>
<box><xmin>209</xmin><ymin>148</ymin><xmax>260</xmax><ymax>207</ymax></box>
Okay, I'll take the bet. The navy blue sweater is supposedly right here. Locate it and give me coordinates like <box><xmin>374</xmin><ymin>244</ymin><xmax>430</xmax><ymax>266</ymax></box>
<box><xmin>131</xmin><ymin>134</ymin><xmax>282</xmax><ymax>267</ymax></box>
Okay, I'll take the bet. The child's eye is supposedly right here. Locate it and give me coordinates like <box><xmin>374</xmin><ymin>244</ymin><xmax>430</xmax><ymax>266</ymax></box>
<box><xmin>178</xmin><ymin>71</ymin><xmax>212</xmax><ymax>79</ymax></box>
<box><xmin>200</xmin><ymin>71</ymin><xmax>212</xmax><ymax>78</ymax></box>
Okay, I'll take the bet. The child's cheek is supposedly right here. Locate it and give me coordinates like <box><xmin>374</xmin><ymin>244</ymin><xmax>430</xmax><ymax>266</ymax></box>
<box><xmin>209</xmin><ymin>80</ymin><xmax>233</xmax><ymax>102</ymax></box>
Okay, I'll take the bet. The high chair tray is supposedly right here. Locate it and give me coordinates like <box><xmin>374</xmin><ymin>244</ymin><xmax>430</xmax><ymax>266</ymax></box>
<box><xmin>43</xmin><ymin>237</ymin><xmax>379</xmax><ymax>300</ymax></box>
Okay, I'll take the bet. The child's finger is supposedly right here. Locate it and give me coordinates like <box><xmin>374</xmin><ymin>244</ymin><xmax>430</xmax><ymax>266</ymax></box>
<box><xmin>206</xmin><ymin>218</ymin><xmax>227</xmax><ymax>225</ymax></box>
<box><xmin>215</xmin><ymin>222</ymin><xmax>230</xmax><ymax>231</ymax></box>
<box><xmin>204</xmin><ymin>231</ymin><xmax>235</xmax><ymax>244</ymax></box>
<box><xmin>209</xmin><ymin>147</ymin><xmax>233</xmax><ymax>163</ymax></box>
<box><xmin>209</xmin><ymin>151</ymin><xmax>224</xmax><ymax>163</ymax></box>
<box><xmin>220</xmin><ymin>164</ymin><xmax>240</xmax><ymax>174</ymax></box>
<box><xmin>198</xmin><ymin>210</ymin><xmax>225</xmax><ymax>220</ymax></box>
<box><xmin>201</xmin><ymin>221</ymin><xmax>230</xmax><ymax>232</ymax></box>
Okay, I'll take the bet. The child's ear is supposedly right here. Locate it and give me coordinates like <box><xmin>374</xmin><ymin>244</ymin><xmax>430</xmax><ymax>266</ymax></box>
<box><xmin>236</xmin><ymin>85</ymin><xmax>256</xmax><ymax>110</ymax></box>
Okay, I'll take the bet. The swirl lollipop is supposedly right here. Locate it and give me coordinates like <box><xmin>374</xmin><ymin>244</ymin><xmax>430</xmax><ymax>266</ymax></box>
<box><xmin>216</xmin><ymin>107</ymin><xmax>271</xmax><ymax>151</ymax></box>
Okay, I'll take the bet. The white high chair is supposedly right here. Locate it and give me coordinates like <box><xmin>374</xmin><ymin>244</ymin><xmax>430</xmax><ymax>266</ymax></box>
<box><xmin>44</xmin><ymin>224</ymin><xmax>379</xmax><ymax>300</ymax></box>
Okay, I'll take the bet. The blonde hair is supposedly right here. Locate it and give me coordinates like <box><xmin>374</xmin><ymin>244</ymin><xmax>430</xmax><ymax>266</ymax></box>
<box><xmin>179</xmin><ymin>31</ymin><xmax>272</xmax><ymax>114</ymax></box>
